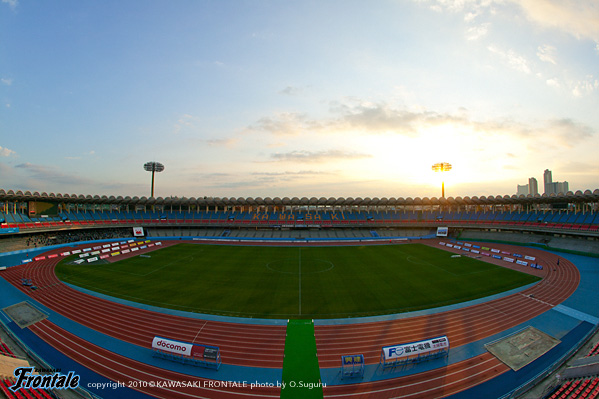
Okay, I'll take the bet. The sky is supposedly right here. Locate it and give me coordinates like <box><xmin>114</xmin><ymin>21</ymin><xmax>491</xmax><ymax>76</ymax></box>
<box><xmin>1</xmin><ymin>0</ymin><xmax>598</xmax><ymax>200</ymax></box>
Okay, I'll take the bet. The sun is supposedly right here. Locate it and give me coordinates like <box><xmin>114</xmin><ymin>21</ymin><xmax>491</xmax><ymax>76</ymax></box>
<box><xmin>325</xmin><ymin>122</ymin><xmax>522</xmax><ymax>197</ymax></box>
<box><xmin>350</xmin><ymin>126</ymin><xmax>469</xmax><ymax>194</ymax></box>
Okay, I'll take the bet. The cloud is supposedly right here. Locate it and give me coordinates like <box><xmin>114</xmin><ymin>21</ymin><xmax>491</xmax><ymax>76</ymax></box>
<box><xmin>267</xmin><ymin>141</ymin><xmax>287</xmax><ymax>148</ymax></box>
<box><xmin>15</xmin><ymin>163</ymin><xmax>94</xmax><ymax>186</ymax></box>
<box><xmin>0</xmin><ymin>161</ymin><xmax>13</xmax><ymax>175</ymax></box>
<box><xmin>1</xmin><ymin>78</ymin><xmax>12</xmax><ymax>86</ymax></box>
<box><xmin>466</xmin><ymin>23</ymin><xmax>490</xmax><ymax>40</ymax></box>
<box><xmin>245</xmin><ymin>98</ymin><xmax>595</xmax><ymax>176</ymax></box>
<box><xmin>421</xmin><ymin>0</ymin><xmax>476</xmax><ymax>13</ymax></box>
<box><xmin>487</xmin><ymin>45</ymin><xmax>531</xmax><ymax>74</ymax></box>
<box><xmin>547</xmin><ymin>118</ymin><xmax>594</xmax><ymax>145</ymax></box>
<box><xmin>329</xmin><ymin>102</ymin><xmax>466</xmax><ymax>135</ymax></box>
<box><xmin>467</xmin><ymin>116</ymin><xmax>594</xmax><ymax>148</ymax></box>
<box><xmin>509</xmin><ymin>0</ymin><xmax>599</xmax><ymax>42</ymax></box>
<box><xmin>464</xmin><ymin>10</ymin><xmax>481</xmax><ymax>22</ymax></box>
<box><xmin>1</xmin><ymin>0</ymin><xmax>17</xmax><ymax>10</ymax></box>
<box><xmin>172</xmin><ymin>114</ymin><xmax>198</xmax><ymax>135</ymax></box>
<box><xmin>205</xmin><ymin>137</ymin><xmax>238</xmax><ymax>147</ymax></box>
<box><xmin>559</xmin><ymin>160</ymin><xmax>599</xmax><ymax>175</ymax></box>
<box><xmin>202</xmin><ymin>180</ymin><xmax>263</xmax><ymax>190</ymax></box>
<box><xmin>545</xmin><ymin>77</ymin><xmax>560</xmax><ymax>88</ymax></box>
<box><xmin>95</xmin><ymin>181</ymin><xmax>147</xmax><ymax>194</ymax></box>
<box><xmin>249</xmin><ymin>100</ymin><xmax>595</xmax><ymax>150</ymax></box>
<box><xmin>279</xmin><ymin>86</ymin><xmax>303</xmax><ymax>96</ymax></box>
<box><xmin>537</xmin><ymin>44</ymin><xmax>557</xmax><ymax>64</ymax></box>
<box><xmin>248</xmin><ymin>112</ymin><xmax>320</xmax><ymax>135</ymax></box>
<box><xmin>252</xmin><ymin>170</ymin><xmax>331</xmax><ymax>177</ymax></box>
<box><xmin>64</xmin><ymin>150</ymin><xmax>96</xmax><ymax>160</ymax></box>
<box><xmin>197</xmin><ymin>169</ymin><xmax>338</xmax><ymax>192</ymax></box>
<box><xmin>250</xmin><ymin>170</ymin><xmax>337</xmax><ymax>186</ymax></box>
<box><xmin>418</xmin><ymin>0</ymin><xmax>599</xmax><ymax>42</ymax></box>
<box><xmin>571</xmin><ymin>75</ymin><xmax>599</xmax><ymax>97</ymax></box>
<box><xmin>269</xmin><ymin>150</ymin><xmax>372</xmax><ymax>163</ymax></box>
<box><xmin>205</xmin><ymin>172</ymin><xmax>234</xmax><ymax>178</ymax></box>
<box><xmin>0</xmin><ymin>145</ymin><xmax>16</xmax><ymax>157</ymax></box>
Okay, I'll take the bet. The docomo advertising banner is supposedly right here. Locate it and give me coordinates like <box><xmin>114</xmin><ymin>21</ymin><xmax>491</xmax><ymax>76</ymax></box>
<box><xmin>133</xmin><ymin>227</ymin><xmax>144</xmax><ymax>237</ymax></box>
<box><xmin>151</xmin><ymin>336</ymin><xmax>206</xmax><ymax>358</ymax></box>
<box><xmin>382</xmin><ymin>336</ymin><xmax>449</xmax><ymax>360</ymax></box>
<box><xmin>152</xmin><ymin>336</ymin><xmax>193</xmax><ymax>357</ymax></box>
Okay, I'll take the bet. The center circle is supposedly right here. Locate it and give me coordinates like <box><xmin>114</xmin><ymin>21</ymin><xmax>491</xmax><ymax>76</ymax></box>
<box><xmin>266</xmin><ymin>258</ymin><xmax>335</xmax><ymax>275</ymax></box>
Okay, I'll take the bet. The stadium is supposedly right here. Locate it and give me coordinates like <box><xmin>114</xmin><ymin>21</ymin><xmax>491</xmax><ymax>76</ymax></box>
<box><xmin>1</xmin><ymin>188</ymin><xmax>599</xmax><ymax>399</ymax></box>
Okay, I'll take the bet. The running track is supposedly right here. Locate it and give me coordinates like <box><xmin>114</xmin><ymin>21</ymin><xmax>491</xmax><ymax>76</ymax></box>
<box><xmin>0</xmin><ymin>240</ymin><xmax>580</xmax><ymax>398</ymax></box>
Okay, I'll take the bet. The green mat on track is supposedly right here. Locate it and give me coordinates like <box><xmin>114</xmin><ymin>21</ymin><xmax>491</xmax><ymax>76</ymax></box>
<box><xmin>281</xmin><ymin>319</ymin><xmax>324</xmax><ymax>399</ymax></box>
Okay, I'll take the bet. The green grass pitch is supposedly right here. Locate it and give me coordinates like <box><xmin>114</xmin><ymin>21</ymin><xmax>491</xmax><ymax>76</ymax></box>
<box><xmin>55</xmin><ymin>243</ymin><xmax>540</xmax><ymax>319</ymax></box>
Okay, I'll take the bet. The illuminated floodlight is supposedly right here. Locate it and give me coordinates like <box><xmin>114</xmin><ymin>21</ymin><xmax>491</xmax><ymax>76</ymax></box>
<box><xmin>432</xmin><ymin>162</ymin><xmax>452</xmax><ymax>198</ymax></box>
<box><xmin>143</xmin><ymin>161</ymin><xmax>165</xmax><ymax>198</ymax></box>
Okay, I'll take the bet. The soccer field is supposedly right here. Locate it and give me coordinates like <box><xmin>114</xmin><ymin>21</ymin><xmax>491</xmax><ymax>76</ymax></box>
<box><xmin>55</xmin><ymin>243</ymin><xmax>540</xmax><ymax>319</ymax></box>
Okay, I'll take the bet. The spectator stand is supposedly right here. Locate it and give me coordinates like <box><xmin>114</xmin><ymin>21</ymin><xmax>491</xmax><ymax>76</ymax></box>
<box><xmin>0</xmin><ymin>377</ymin><xmax>55</xmax><ymax>399</ymax></box>
<box><xmin>587</xmin><ymin>341</ymin><xmax>599</xmax><ymax>357</ymax></box>
<box><xmin>546</xmin><ymin>377</ymin><xmax>599</xmax><ymax>399</ymax></box>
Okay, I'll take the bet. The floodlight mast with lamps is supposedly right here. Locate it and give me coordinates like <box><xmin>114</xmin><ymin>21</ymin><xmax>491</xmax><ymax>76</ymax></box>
<box><xmin>432</xmin><ymin>162</ymin><xmax>452</xmax><ymax>198</ymax></box>
<box><xmin>143</xmin><ymin>161</ymin><xmax>165</xmax><ymax>198</ymax></box>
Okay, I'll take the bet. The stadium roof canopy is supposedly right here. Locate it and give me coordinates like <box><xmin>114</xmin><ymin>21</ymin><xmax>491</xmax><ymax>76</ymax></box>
<box><xmin>1</xmin><ymin>188</ymin><xmax>599</xmax><ymax>208</ymax></box>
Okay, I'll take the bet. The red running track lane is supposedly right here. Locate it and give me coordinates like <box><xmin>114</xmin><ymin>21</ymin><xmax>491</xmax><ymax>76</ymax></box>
<box><xmin>315</xmin><ymin>241</ymin><xmax>580</xmax><ymax>398</ymax></box>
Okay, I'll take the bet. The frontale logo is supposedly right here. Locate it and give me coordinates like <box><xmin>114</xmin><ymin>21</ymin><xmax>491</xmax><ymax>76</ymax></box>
<box><xmin>10</xmin><ymin>367</ymin><xmax>80</xmax><ymax>392</ymax></box>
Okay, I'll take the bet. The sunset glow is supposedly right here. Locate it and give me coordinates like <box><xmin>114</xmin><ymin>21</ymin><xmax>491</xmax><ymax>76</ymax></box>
<box><xmin>1</xmin><ymin>1</ymin><xmax>597</xmax><ymax>198</ymax></box>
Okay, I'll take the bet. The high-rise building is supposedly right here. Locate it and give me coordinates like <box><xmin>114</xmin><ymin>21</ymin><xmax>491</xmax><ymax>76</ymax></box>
<box><xmin>517</xmin><ymin>184</ymin><xmax>529</xmax><ymax>196</ymax></box>
<box><xmin>528</xmin><ymin>177</ymin><xmax>538</xmax><ymax>195</ymax></box>
<box><xmin>542</xmin><ymin>169</ymin><xmax>569</xmax><ymax>195</ymax></box>
<box><xmin>555</xmin><ymin>181</ymin><xmax>569</xmax><ymax>194</ymax></box>
<box><xmin>544</xmin><ymin>169</ymin><xmax>553</xmax><ymax>194</ymax></box>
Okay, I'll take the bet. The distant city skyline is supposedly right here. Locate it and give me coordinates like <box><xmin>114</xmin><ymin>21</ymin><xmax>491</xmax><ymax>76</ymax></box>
<box><xmin>1</xmin><ymin>1</ymin><xmax>598</xmax><ymax>198</ymax></box>
<box><xmin>516</xmin><ymin>169</ymin><xmax>571</xmax><ymax>196</ymax></box>
<box><xmin>543</xmin><ymin>169</ymin><xmax>570</xmax><ymax>195</ymax></box>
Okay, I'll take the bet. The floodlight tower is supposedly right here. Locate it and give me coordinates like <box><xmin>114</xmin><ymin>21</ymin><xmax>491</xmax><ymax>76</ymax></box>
<box><xmin>432</xmin><ymin>162</ymin><xmax>452</xmax><ymax>198</ymax></box>
<box><xmin>143</xmin><ymin>161</ymin><xmax>164</xmax><ymax>198</ymax></box>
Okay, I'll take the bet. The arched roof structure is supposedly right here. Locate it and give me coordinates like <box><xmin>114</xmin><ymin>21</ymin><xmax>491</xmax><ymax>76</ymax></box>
<box><xmin>1</xmin><ymin>188</ymin><xmax>598</xmax><ymax>208</ymax></box>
